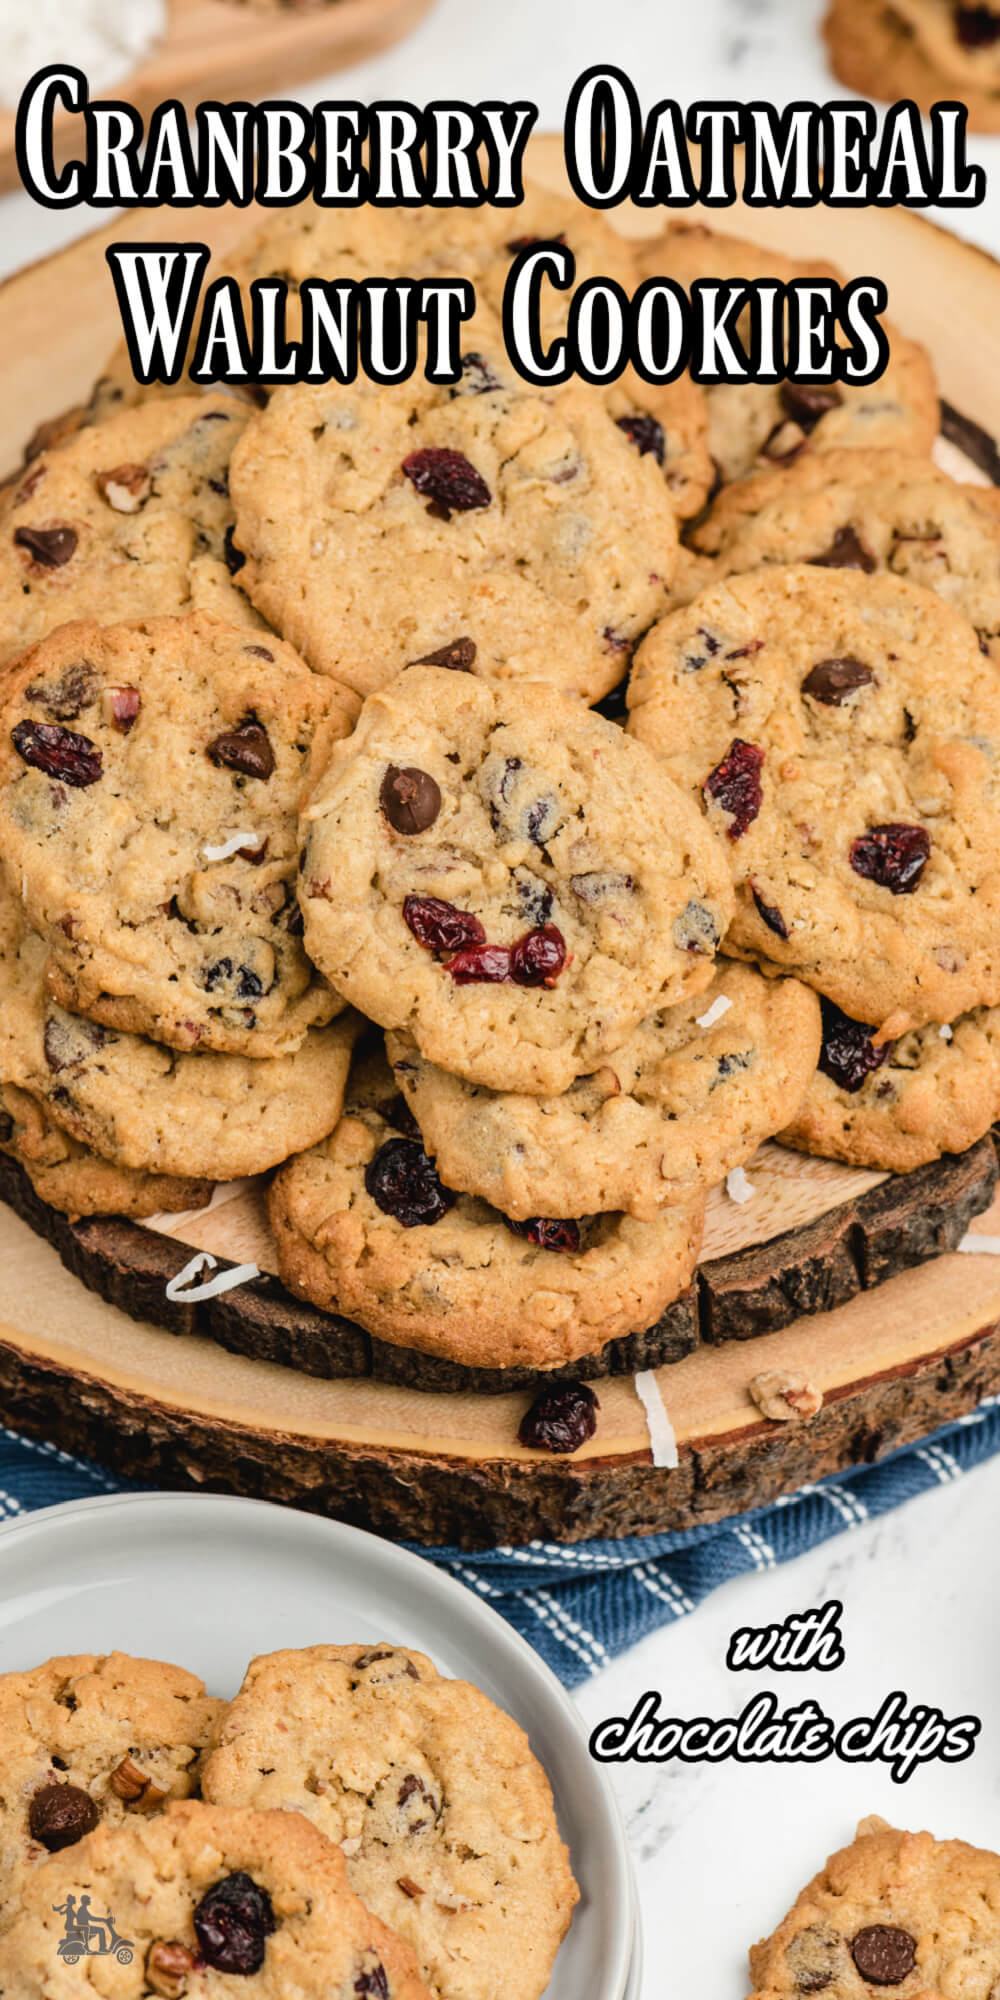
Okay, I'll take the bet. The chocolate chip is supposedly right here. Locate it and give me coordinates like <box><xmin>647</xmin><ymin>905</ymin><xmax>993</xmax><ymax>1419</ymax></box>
<box><xmin>850</xmin><ymin>1926</ymin><xmax>916</xmax><ymax>1986</ymax></box>
<box><xmin>810</xmin><ymin>524</ymin><xmax>877</xmax><ymax>572</ymax></box>
<box><xmin>518</xmin><ymin>1381</ymin><xmax>600</xmax><ymax>1453</ymax></box>
<box><xmin>380</xmin><ymin>765</ymin><xmax>441</xmax><ymax>835</ymax></box>
<box><xmin>780</xmin><ymin>382</ymin><xmax>843</xmax><ymax>429</ymax></box>
<box><xmin>206</xmin><ymin>718</ymin><xmax>275</xmax><ymax>780</ymax></box>
<box><xmin>14</xmin><ymin>524</ymin><xmax>77</xmax><ymax>568</ymax></box>
<box><xmin>193</xmin><ymin>1873</ymin><xmax>276</xmax><ymax>1977</ymax></box>
<box><xmin>850</xmin><ymin>822</ymin><xmax>930</xmax><ymax>895</ymax></box>
<box><xmin>24</xmin><ymin>663</ymin><xmax>98</xmax><ymax>721</ymax></box>
<box><xmin>408</xmin><ymin>637</ymin><xmax>477</xmax><ymax>672</ymax></box>
<box><xmin>12</xmin><ymin>720</ymin><xmax>102</xmax><ymax>787</ymax></box>
<box><xmin>956</xmin><ymin>5</ymin><xmax>1000</xmax><ymax>47</ymax></box>
<box><xmin>801</xmin><ymin>657</ymin><xmax>875</xmax><ymax>704</ymax></box>
<box><xmin>223</xmin><ymin>525</ymin><xmax>246</xmax><ymax>574</ymax></box>
<box><xmin>365</xmin><ymin>1137</ymin><xmax>455</xmax><ymax>1228</ymax></box>
<box><xmin>28</xmin><ymin>1782</ymin><xmax>99</xmax><ymax>1851</ymax></box>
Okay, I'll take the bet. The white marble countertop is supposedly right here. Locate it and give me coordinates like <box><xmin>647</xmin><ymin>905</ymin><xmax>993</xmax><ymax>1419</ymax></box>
<box><xmin>1</xmin><ymin>4</ymin><xmax>998</xmax><ymax>1993</ymax></box>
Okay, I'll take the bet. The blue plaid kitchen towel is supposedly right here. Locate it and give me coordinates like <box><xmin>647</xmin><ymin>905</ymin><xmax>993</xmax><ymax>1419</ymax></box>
<box><xmin>2</xmin><ymin>1403</ymin><xmax>999</xmax><ymax>1688</ymax></box>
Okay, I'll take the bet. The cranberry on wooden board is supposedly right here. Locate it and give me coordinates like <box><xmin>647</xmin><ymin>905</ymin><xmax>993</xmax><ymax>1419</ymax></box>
<box><xmin>12</xmin><ymin>720</ymin><xmax>102</xmax><ymax>787</ymax></box>
<box><xmin>849</xmin><ymin>823</ymin><xmax>930</xmax><ymax>895</ymax></box>
<box><xmin>519</xmin><ymin>1381</ymin><xmax>600</xmax><ymax>1453</ymax></box>
<box><xmin>402</xmin><ymin>449</ymin><xmax>491</xmax><ymax>514</ymax></box>
<box><xmin>703</xmin><ymin>739</ymin><xmax>764</xmax><ymax>839</ymax></box>
<box><xmin>365</xmin><ymin>1138</ymin><xmax>455</xmax><ymax>1228</ymax></box>
<box><xmin>193</xmin><ymin>1873</ymin><xmax>276</xmax><ymax>1976</ymax></box>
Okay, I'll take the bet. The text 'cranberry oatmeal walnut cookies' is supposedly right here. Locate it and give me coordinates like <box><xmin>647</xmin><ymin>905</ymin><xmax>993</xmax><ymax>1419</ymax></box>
<box><xmin>386</xmin><ymin>962</ymin><xmax>821</xmax><ymax>1221</ymax></box>
<box><xmin>268</xmin><ymin>1039</ymin><xmax>705</xmax><ymax>1372</ymax></box>
<box><xmin>298</xmin><ymin>664</ymin><xmax>734</xmax><ymax>1095</ymax></box>
<box><xmin>0</xmin><ymin>613</ymin><xmax>358</xmax><ymax>1058</ymax></box>
<box><xmin>202</xmin><ymin>1642</ymin><xmax>578</xmax><ymax>2000</ymax></box>
<box><xmin>2</xmin><ymin>1799</ymin><xmax>434</xmax><ymax>2000</ymax></box>
<box><xmin>627</xmin><ymin>566</ymin><xmax>1000</xmax><ymax>1035</ymax></box>
<box><xmin>228</xmin><ymin>313</ymin><xmax>680</xmax><ymax>704</ymax></box>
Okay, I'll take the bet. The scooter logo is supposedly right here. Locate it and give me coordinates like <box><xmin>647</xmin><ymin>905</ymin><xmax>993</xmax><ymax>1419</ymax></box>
<box><xmin>53</xmin><ymin>1894</ymin><xmax>134</xmax><ymax>1965</ymax></box>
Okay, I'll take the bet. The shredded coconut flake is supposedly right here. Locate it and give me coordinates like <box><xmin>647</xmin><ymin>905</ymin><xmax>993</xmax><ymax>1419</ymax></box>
<box><xmin>202</xmin><ymin>831</ymin><xmax>266</xmax><ymax>863</ymax></box>
<box><xmin>0</xmin><ymin>0</ymin><xmax>167</xmax><ymax>109</ymax></box>
<box><xmin>726</xmin><ymin>1166</ymin><xmax>755</xmax><ymax>1205</ymax></box>
<box><xmin>696</xmin><ymin>993</ymin><xmax>733</xmax><ymax>1029</ymax></box>
<box><xmin>938</xmin><ymin>1024</ymin><xmax>954</xmax><ymax>1041</ymax></box>
<box><xmin>958</xmin><ymin>1234</ymin><xmax>1000</xmax><ymax>1256</ymax></box>
<box><xmin>164</xmin><ymin>1250</ymin><xmax>260</xmax><ymax>1302</ymax></box>
<box><xmin>634</xmin><ymin>1370</ymin><xmax>679</xmax><ymax>1469</ymax></box>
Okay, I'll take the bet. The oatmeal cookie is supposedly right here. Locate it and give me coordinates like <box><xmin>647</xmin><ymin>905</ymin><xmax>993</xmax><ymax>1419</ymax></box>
<box><xmin>298</xmin><ymin>664</ymin><xmax>733</xmax><ymax>1094</ymax></box>
<box><xmin>627</xmin><ymin>566</ymin><xmax>1000</xmax><ymax>1033</ymax></box>
<box><xmin>387</xmin><ymin>963</ymin><xmax>820</xmax><ymax>1220</ymax></box>
<box><xmin>825</xmin><ymin>0</ymin><xmax>1000</xmax><ymax>132</ymax></box>
<box><xmin>0</xmin><ymin>1081</ymin><xmax>212</xmax><ymax>1219</ymax></box>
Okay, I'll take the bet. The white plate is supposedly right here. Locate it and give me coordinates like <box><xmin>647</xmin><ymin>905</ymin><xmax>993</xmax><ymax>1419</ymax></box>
<box><xmin>0</xmin><ymin>1490</ymin><xmax>635</xmax><ymax>2000</ymax></box>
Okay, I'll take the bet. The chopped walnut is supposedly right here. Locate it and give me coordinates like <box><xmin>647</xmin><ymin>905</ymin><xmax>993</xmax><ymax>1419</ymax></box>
<box><xmin>108</xmin><ymin>1754</ymin><xmax>168</xmax><ymax>1809</ymax></box>
<box><xmin>96</xmin><ymin>462</ymin><xmax>152</xmax><ymax>513</ymax></box>
<box><xmin>145</xmin><ymin>1941</ymin><xmax>195</xmax><ymax>1997</ymax></box>
<box><xmin>749</xmin><ymin>1371</ymin><xmax>823</xmax><ymax>1423</ymax></box>
<box><xmin>397</xmin><ymin>1876</ymin><xmax>424</xmax><ymax>1898</ymax></box>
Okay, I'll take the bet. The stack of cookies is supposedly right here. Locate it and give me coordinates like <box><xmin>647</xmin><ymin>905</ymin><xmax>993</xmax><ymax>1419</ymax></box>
<box><xmin>0</xmin><ymin>1642</ymin><xmax>577</xmax><ymax>1999</ymax></box>
<box><xmin>2</xmin><ymin>187</ymin><xmax>999</xmax><ymax>1395</ymax></box>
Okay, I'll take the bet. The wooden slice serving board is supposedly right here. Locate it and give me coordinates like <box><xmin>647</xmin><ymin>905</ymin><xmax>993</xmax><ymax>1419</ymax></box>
<box><xmin>2</xmin><ymin>141</ymin><xmax>1000</xmax><ymax>1543</ymax></box>
<box><xmin>0</xmin><ymin>0</ymin><xmax>437</xmax><ymax>199</ymax></box>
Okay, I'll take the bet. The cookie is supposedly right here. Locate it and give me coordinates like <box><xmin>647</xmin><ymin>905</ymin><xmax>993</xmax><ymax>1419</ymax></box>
<box><xmin>0</xmin><ymin>614</ymin><xmax>357</xmax><ymax>1057</ymax></box>
<box><xmin>825</xmin><ymin>0</ymin><xmax>1000</xmax><ymax>132</ymax></box>
<box><xmin>627</xmin><ymin>565</ymin><xmax>1000</xmax><ymax>1034</ymax></box>
<box><xmin>0</xmin><ymin>1082</ymin><xmax>212</xmax><ymax>1219</ymax></box>
<box><xmin>0</xmin><ymin>1652</ymin><xmax>223</xmax><ymax>1926</ymax></box>
<box><xmin>203</xmin><ymin>1641</ymin><xmax>577</xmax><ymax>2000</ymax></box>
<box><xmin>298</xmin><ymin>664</ymin><xmax>733</xmax><ymax>1095</ymax></box>
<box><xmin>781</xmin><ymin>995</ymin><xmax>1000</xmax><ymax>1171</ymax></box>
<box><xmin>0</xmin><ymin>882</ymin><xmax>362</xmax><ymax>1181</ymax></box>
<box><xmin>0</xmin><ymin>396</ymin><xmax>266</xmax><ymax>669</ymax></box>
<box><xmin>638</xmin><ymin>224</ymin><xmax>939</xmax><ymax>483</ymax></box>
<box><xmin>688</xmin><ymin>449</ymin><xmax>1000</xmax><ymax>656</ymax></box>
<box><xmin>387</xmin><ymin>962</ymin><xmax>821</xmax><ymax>1221</ymax></box>
<box><xmin>229</xmin><ymin>313</ymin><xmax>679</xmax><ymax>704</ymax></box>
<box><xmin>3</xmin><ymin>1797</ymin><xmax>432</xmax><ymax>1999</ymax></box>
<box><xmin>748</xmin><ymin>1816</ymin><xmax>1000</xmax><ymax>1997</ymax></box>
<box><xmin>94</xmin><ymin>189</ymin><xmax>712</xmax><ymax>521</ymax></box>
<box><xmin>268</xmin><ymin>1040</ymin><xmax>705</xmax><ymax>1370</ymax></box>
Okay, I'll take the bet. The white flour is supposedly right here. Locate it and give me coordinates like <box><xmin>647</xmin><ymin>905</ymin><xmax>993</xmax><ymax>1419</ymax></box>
<box><xmin>0</xmin><ymin>0</ymin><xmax>167</xmax><ymax>111</ymax></box>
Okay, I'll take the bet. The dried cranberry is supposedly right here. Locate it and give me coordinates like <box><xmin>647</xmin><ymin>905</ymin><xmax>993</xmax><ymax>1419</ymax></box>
<box><xmin>510</xmin><ymin>1217</ymin><xmax>581</xmax><ymax>1252</ymax></box>
<box><xmin>455</xmin><ymin>352</ymin><xmax>502</xmax><ymax>396</ymax></box>
<box><xmin>809</xmin><ymin>525</ymin><xmax>877</xmax><ymax>573</ymax></box>
<box><xmin>365</xmin><ymin>1137</ymin><xmax>455</xmax><ymax>1227</ymax></box>
<box><xmin>703</xmin><ymin>739</ymin><xmax>764</xmax><ymax>840</ymax></box>
<box><xmin>206</xmin><ymin>718</ymin><xmax>275</xmax><ymax>781</ymax></box>
<box><xmin>402</xmin><ymin>449</ymin><xmax>491</xmax><ymax>515</ymax></box>
<box><xmin>779</xmin><ymin>382</ymin><xmax>842</xmax><ymax>429</ymax></box>
<box><xmin>408</xmin><ymin>636</ymin><xmax>477</xmax><ymax>672</ymax></box>
<box><xmin>850</xmin><ymin>1927</ymin><xmax>916</xmax><ymax>1986</ymax></box>
<box><xmin>403</xmin><ymin>895</ymin><xmax>485</xmax><ymax>954</ymax></box>
<box><xmin>818</xmin><ymin>997</ymin><xmax>894</xmax><ymax>1094</ymax></box>
<box><xmin>955</xmin><ymin>5</ymin><xmax>1000</xmax><ymax>47</ymax></box>
<box><xmin>12</xmin><ymin>720</ymin><xmax>102</xmax><ymax>787</ymax></box>
<box><xmin>14</xmin><ymin>524</ymin><xmax>77</xmax><ymax>568</ymax></box>
<box><xmin>193</xmin><ymin>1872</ymin><xmax>276</xmax><ymax>1976</ymax></box>
<box><xmin>28</xmin><ymin>1783</ymin><xmax>99</xmax><ymax>1851</ymax></box>
<box><xmin>751</xmin><ymin>887</ymin><xmax>788</xmax><ymax>938</ymax></box>
<box><xmin>446</xmin><ymin>942</ymin><xmax>513</xmax><ymax>983</ymax></box>
<box><xmin>518</xmin><ymin>1381</ymin><xmax>600</xmax><ymax>1453</ymax></box>
<box><xmin>25</xmin><ymin>663</ymin><xmax>97</xmax><ymax>720</ymax></box>
<box><xmin>355</xmin><ymin>1960</ymin><xmax>391</xmax><ymax>2000</ymax></box>
<box><xmin>615</xmin><ymin>414</ymin><xmax>666</xmax><ymax>464</ymax></box>
<box><xmin>510</xmin><ymin>924</ymin><xmax>567</xmax><ymax>987</ymax></box>
<box><xmin>850</xmin><ymin>822</ymin><xmax>929</xmax><ymax>895</ymax></box>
